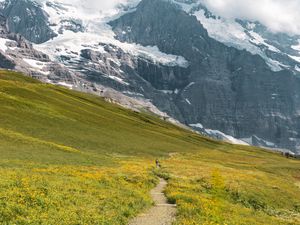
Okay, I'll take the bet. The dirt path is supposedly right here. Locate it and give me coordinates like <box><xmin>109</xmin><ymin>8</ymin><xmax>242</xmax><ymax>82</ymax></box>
<box><xmin>129</xmin><ymin>178</ymin><xmax>176</xmax><ymax>225</ymax></box>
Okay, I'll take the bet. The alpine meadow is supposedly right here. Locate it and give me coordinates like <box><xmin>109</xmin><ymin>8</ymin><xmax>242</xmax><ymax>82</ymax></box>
<box><xmin>0</xmin><ymin>71</ymin><xmax>299</xmax><ymax>224</ymax></box>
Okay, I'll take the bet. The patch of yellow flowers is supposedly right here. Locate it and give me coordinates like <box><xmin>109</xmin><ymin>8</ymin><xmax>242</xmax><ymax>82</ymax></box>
<box><xmin>0</xmin><ymin>159</ymin><xmax>157</xmax><ymax>224</ymax></box>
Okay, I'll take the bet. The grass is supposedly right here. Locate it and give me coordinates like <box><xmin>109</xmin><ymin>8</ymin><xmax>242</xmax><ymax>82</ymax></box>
<box><xmin>161</xmin><ymin>147</ymin><xmax>300</xmax><ymax>225</ymax></box>
<box><xmin>0</xmin><ymin>71</ymin><xmax>210</xmax><ymax>162</ymax></box>
<box><xmin>0</xmin><ymin>70</ymin><xmax>300</xmax><ymax>224</ymax></box>
<box><xmin>0</xmin><ymin>160</ymin><xmax>156</xmax><ymax>225</ymax></box>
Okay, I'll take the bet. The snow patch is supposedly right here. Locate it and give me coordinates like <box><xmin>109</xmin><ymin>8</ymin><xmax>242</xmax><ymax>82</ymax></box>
<box><xmin>22</xmin><ymin>58</ymin><xmax>50</xmax><ymax>75</ymax></box>
<box><xmin>185</xmin><ymin>98</ymin><xmax>191</xmax><ymax>105</ymax></box>
<box><xmin>189</xmin><ymin>122</ymin><xmax>249</xmax><ymax>146</ymax></box>
<box><xmin>248</xmin><ymin>31</ymin><xmax>280</xmax><ymax>53</ymax></box>
<box><xmin>289</xmin><ymin>55</ymin><xmax>300</xmax><ymax>63</ymax></box>
<box><xmin>189</xmin><ymin>123</ymin><xmax>204</xmax><ymax>129</ymax></box>
<box><xmin>291</xmin><ymin>39</ymin><xmax>300</xmax><ymax>52</ymax></box>
<box><xmin>242</xmin><ymin>135</ymin><xmax>276</xmax><ymax>148</ymax></box>
<box><xmin>190</xmin><ymin>8</ymin><xmax>284</xmax><ymax>72</ymax></box>
<box><xmin>185</xmin><ymin>82</ymin><xmax>195</xmax><ymax>89</ymax></box>
<box><xmin>23</xmin><ymin>58</ymin><xmax>47</xmax><ymax>70</ymax></box>
<box><xmin>104</xmin><ymin>74</ymin><xmax>129</xmax><ymax>86</ymax></box>
<box><xmin>171</xmin><ymin>0</ymin><xmax>198</xmax><ymax>13</ymax></box>
<box><xmin>57</xmin><ymin>81</ymin><xmax>74</xmax><ymax>89</ymax></box>
<box><xmin>122</xmin><ymin>91</ymin><xmax>144</xmax><ymax>97</ymax></box>
<box><xmin>160</xmin><ymin>90</ymin><xmax>173</xmax><ymax>94</ymax></box>
<box><xmin>205</xmin><ymin>129</ymin><xmax>249</xmax><ymax>145</ymax></box>
<box><xmin>266</xmin><ymin>58</ymin><xmax>287</xmax><ymax>72</ymax></box>
<box><xmin>194</xmin><ymin>10</ymin><xmax>249</xmax><ymax>48</ymax></box>
<box><xmin>0</xmin><ymin>38</ymin><xmax>8</xmax><ymax>52</ymax></box>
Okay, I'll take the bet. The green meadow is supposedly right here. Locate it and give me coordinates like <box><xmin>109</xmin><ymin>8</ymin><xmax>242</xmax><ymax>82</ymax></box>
<box><xmin>0</xmin><ymin>70</ymin><xmax>299</xmax><ymax>224</ymax></box>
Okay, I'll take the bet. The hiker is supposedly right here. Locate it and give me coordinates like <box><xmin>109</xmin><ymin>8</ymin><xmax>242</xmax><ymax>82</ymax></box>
<box><xmin>156</xmin><ymin>159</ymin><xmax>161</xmax><ymax>168</ymax></box>
<box><xmin>284</xmin><ymin>152</ymin><xmax>295</xmax><ymax>158</ymax></box>
<box><xmin>285</xmin><ymin>152</ymin><xmax>290</xmax><ymax>158</ymax></box>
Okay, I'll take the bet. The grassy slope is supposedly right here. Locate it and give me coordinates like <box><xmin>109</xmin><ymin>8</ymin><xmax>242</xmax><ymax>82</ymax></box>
<box><xmin>0</xmin><ymin>70</ymin><xmax>299</xmax><ymax>224</ymax></box>
<box><xmin>162</xmin><ymin>147</ymin><xmax>300</xmax><ymax>225</ymax></box>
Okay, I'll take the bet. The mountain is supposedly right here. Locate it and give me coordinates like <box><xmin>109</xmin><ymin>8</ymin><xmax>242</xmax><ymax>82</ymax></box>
<box><xmin>0</xmin><ymin>0</ymin><xmax>179</xmax><ymax>123</ymax></box>
<box><xmin>186</xmin><ymin>1</ymin><xmax>300</xmax><ymax>73</ymax></box>
<box><xmin>1</xmin><ymin>0</ymin><xmax>300</xmax><ymax>153</ymax></box>
<box><xmin>110</xmin><ymin>0</ymin><xmax>300</xmax><ymax>153</ymax></box>
<box><xmin>0</xmin><ymin>70</ymin><xmax>300</xmax><ymax>224</ymax></box>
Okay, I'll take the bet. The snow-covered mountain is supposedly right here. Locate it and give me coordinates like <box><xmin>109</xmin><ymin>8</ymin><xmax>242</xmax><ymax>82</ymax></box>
<box><xmin>1</xmin><ymin>0</ymin><xmax>300</xmax><ymax>153</ymax></box>
<box><xmin>0</xmin><ymin>0</ymin><xmax>189</xmax><ymax>124</ymax></box>
<box><xmin>174</xmin><ymin>0</ymin><xmax>300</xmax><ymax>74</ymax></box>
<box><xmin>35</xmin><ymin>0</ymin><xmax>188</xmax><ymax>67</ymax></box>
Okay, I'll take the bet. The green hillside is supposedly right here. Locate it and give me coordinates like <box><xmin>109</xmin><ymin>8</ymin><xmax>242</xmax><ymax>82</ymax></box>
<box><xmin>0</xmin><ymin>70</ymin><xmax>300</xmax><ymax>224</ymax></box>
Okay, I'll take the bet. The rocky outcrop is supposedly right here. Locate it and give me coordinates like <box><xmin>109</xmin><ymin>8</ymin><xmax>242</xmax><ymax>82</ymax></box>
<box><xmin>0</xmin><ymin>52</ymin><xmax>15</xmax><ymax>69</ymax></box>
<box><xmin>77</xmin><ymin>45</ymin><xmax>185</xmax><ymax>121</ymax></box>
<box><xmin>0</xmin><ymin>14</ymin><xmax>7</xmax><ymax>34</ymax></box>
<box><xmin>1</xmin><ymin>0</ymin><xmax>56</xmax><ymax>43</ymax></box>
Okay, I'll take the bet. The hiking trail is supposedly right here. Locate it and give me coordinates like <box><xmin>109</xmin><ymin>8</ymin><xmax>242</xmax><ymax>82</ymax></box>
<box><xmin>129</xmin><ymin>178</ymin><xmax>176</xmax><ymax>225</ymax></box>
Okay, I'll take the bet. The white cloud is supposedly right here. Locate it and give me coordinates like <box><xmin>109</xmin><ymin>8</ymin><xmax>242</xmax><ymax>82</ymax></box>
<box><xmin>201</xmin><ymin>0</ymin><xmax>300</xmax><ymax>35</ymax></box>
<box><xmin>67</xmin><ymin>0</ymin><xmax>128</xmax><ymax>11</ymax></box>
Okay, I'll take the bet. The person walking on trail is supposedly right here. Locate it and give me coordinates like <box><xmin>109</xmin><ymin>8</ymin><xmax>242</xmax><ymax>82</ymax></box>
<box><xmin>156</xmin><ymin>159</ymin><xmax>161</xmax><ymax>168</ymax></box>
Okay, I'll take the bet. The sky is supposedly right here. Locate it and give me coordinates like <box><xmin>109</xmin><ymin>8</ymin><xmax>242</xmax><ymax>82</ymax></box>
<box><xmin>201</xmin><ymin>0</ymin><xmax>300</xmax><ymax>35</ymax></box>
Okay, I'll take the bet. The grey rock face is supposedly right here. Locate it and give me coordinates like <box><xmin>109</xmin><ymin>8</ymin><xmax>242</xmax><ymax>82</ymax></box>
<box><xmin>0</xmin><ymin>14</ymin><xmax>7</xmax><ymax>34</ymax></box>
<box><xmin>0</xmin><ymin>14</ymin><xmax>15</xmax><ymax>68</ymax></box>
<box><xmin>0</xmin><ymin>52</ymin><xmax>15</xmax><ymax>69</ymax></box>
<box><xmin>1</xmin><ymin>0</ymin><xmax>56</xmax><ymax>43</ymax></box>
<box><xmin>58</xmin><ymin>19</ymin><xmax>85</xmax><ymax>34</ymax></box>
<box><xmin>110</xmin><ymin>0</ymin><xmax>300</xmax><ymax>152</ymax></box>
<box><xmin>66</xmin><ymin>44</ymin><xmax>186</xmax><ymax>121</ymax></box>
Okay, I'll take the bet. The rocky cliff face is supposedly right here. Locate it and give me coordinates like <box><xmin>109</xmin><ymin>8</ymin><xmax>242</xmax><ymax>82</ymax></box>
<box><xmin>110</xmin><ymin>0</ymin><xmax>300</xmax><ymax>152</ymax></box>
<box><xmin>0</xmin><ymin>0</ymin><xmax>56</xmax><ymax>43</ymax></box>
<box><xmin>74</xmin><ymin>44</ymin><xmax>186</xmax><ymax>121</ymax></box>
